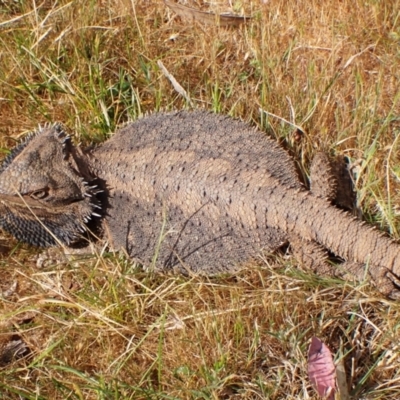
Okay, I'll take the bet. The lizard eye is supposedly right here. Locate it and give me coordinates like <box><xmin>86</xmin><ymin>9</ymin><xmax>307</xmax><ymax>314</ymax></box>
<box><xmin>31</xmin><ymin>189</ymin><xmax>49</xmax><ymax>200</ymax></box>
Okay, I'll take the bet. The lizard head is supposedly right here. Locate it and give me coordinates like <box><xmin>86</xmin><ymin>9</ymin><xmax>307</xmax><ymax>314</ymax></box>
<box><xmin>0</xmin><ymin>123</ymin><xmax>101</xmax><ymax>247</ymax></box>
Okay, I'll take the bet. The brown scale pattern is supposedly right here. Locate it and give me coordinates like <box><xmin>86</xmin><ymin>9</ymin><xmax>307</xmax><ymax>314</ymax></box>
<box><xmin>0</xmin><ymin>110</ymin><xmax>399</xmax><ymax>297</ymax></box>
<box><xmin>91</xmin><ymin>111</ymin><xmax>400</xmax><ymax>297</ymax></box>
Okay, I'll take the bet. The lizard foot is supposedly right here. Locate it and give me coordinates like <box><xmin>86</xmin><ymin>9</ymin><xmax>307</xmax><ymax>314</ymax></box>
<box><xmin>373</xmin><ymin>269</ymin><xmax>400</xmax><ymax>300</ymax></box>
<box><xmin>290</xmin><ymin>235</ymin><xmax>400</xmax><ymax>299</ymax></box>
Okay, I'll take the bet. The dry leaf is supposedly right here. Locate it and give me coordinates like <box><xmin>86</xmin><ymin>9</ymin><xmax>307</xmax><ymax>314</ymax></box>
<box><xmin>308</xmin><ymin>337</ymin><xmax>336</xmax><ymax>399</ymax></box>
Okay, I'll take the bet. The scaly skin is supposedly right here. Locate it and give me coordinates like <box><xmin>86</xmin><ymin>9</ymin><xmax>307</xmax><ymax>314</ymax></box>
<box><xmin>0</xmin><ymin>111</ymin><xmax>399</xmax><ymax>297</ymax></box>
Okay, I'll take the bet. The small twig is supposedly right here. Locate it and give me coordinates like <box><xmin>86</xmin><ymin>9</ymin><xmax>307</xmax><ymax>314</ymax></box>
<box><xmin>164</xmin><ymin>0</ymin><xmax>252</xmax><ymax>27</ymax></box>
<box><xmin>157</xmin><ymin>60</ymin><xmax>193</xmax><ymax>106</ymax></box>
<box><xmin>293</xmin><ymin>45</ymin><xmax>332</xmax><ymax>52</ymax></box>
<box><xmin>286</xmin><ymin>96</ymin><xmax>296</xmax><ymax>125</ymax></box>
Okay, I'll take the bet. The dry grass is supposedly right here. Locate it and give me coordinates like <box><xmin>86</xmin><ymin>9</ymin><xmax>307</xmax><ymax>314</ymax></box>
<box><xmin>0</xmin><ymin>0</ymin><xmax>400</xmax><ymax>398</ymax></box>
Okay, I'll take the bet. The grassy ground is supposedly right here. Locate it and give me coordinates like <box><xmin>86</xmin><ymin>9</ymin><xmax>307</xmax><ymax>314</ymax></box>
<box><xmin>0</xmin><ymin>0</ymin><xmax>400</xmax><ymax>398</ymax></box>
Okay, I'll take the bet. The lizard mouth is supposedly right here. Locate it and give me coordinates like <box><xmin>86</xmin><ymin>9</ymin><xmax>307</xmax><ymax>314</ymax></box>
<box><xmin>0</xmin><ymin>182</ymin><xmax>103</xmax><ymax>247</ymax></box>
